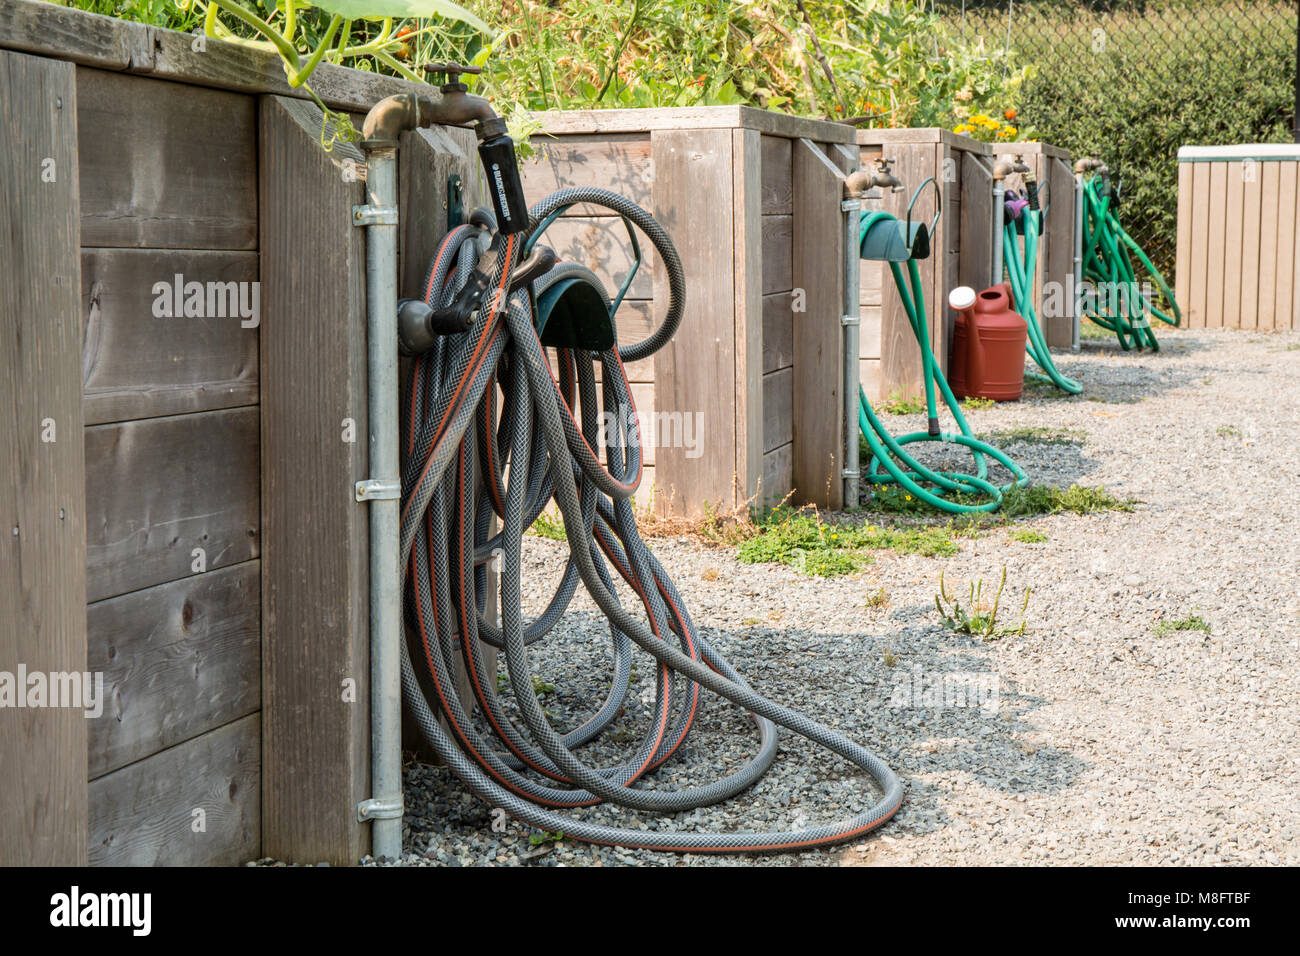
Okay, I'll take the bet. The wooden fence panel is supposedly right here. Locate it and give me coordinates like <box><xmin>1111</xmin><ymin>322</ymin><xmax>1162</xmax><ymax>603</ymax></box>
<box><xmin>1177</xmin><ymin>146</ymin><xmax>1300</xmax><ymax>332</ymax></box>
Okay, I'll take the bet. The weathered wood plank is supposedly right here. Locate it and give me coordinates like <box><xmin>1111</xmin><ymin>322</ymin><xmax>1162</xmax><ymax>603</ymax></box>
<box><xmin>959</xmin><ymin>151</ymin><xmax>994</xmax><ymax>292</ymax></box>
<box><xmin>1237</xmin><ymin>160</ymin><xmax>1262</xmax><ymax>330</ymax></box>
<box><xmin>1257</xmin><ymin>163</ymin><xmax>1281</xmax><ymax>329</ymax></box>
<box><xmin>760</xmin><ymin>134</ymin><xmax>793</xmax><ymax>215</ymax></box>
<box><xmin>652</xmin><ymin>128</ymin><xmax>736</xmax><ymax>515</ymax></box>
<box><xmin>1205</xmin><ymin>162</ymin><xmax>1229</xmax><ymax>329</ymax></box>
<box><xmin>398</xmin><ymin>124</ymin><xmax>483</xmax><ymax>300</ymax></box>
<box><xmin>0</xmin><ymin>0</ymin><xmax>435</xmax><ymax>113</ymax></box>
<box><xmin>859</xmin><ymin>357</ymin><xmax>882</xmax><ymax>404</ymax></box>
<box><xmin>0</xmin><ymin>0</ymin><xmax>155</xmax><ymax>72</ymax></box>
<box><xmin>1221</xmin><ymin>162</ymin><xmax>1246</xmax><ymax>328</ymax></box>
<box><xmin>84</xmin><ymin>408</ymin><xmax>260</xmax><ymax>603</ymax></box>
<box><xmin>87</xmin><ymin>561</ymin><xmax>261</xmax><ymax>780</ymax></box>
<box><xmin>760</xmin><ymin>443</ymin><xmax>792</xmax><ymax>508</ymax></box>
<box><xmin>761</xmin><ymin>214</ymin><xmax>794</xmax><ymax>294</ymax></box>
<box><xmin>791</xmin><ymin>138</ymin><xmax>847</xmax><ymax>510</ymax></box>
<box><xmin>0</xmin><ymin>50</ymin><xmax>88</xmax><ymax>867</ymax></box>
<box><xmin>871</xmin><ymin>141</ymin><xmax>933</xmax><ymax>402</ymax></box>
<box><xmin>1293</xmin><ymin>166</ymin><xmax>1300</xmax><ymax>331</ymax></box>
<box><xmin>1275</xmin><ymin>161</ymin><xmax>1297</xmax><ymax>331</ymax></box>
<box><xmin>260</xmin><ymin>94</ymin><xmax>372</xmax><ymax>865</ymax></box>
<box><xmin>762</xmin><ymin>367</ymin><xmax>794</xmax><ymax>453</ymax></box>
<box><xmin>733</xmin><ymin>128</ymin><xmax>764</xmax><ymax>502</ymax></box>
<box><xmin>534</xmin><ymin>105</ymin><xmax>855</xmax><ymax>143</ymax></box>
<box><xmin>81</xmin><ymin>249</ymin><xmax>259</xmax><ymax>424</ymax></box>
<box><xmin>88</xmin><ymin>713</ymin><xmax>260</xmax><ymax>866</ymax></box>
<box><xmin>1175</xmin><ymin>160</ymin><xmax>1194</xmax><ymax>326</ymax></box>
<box><xmin>520</xmin><ymin>134</ymin><xmax>653</xmax><ymax>215</ymax></box>
<box><xmin>762</xmin><ymin>292</ymin><xmax>794</xmax><ymax>374</ymax></box>
<box><xmin>1191</xmin><ymin>161</ymin><xmax>1214</xmax><ymax>328</ymax></box>
<box><xmin>1044</xmin><ymin>156</ymin><xmax>1075</xmax><ymax>347</ymax></box>
<box><xmin>77</xmin><ymin>67</ymin><xmax>258</xmax><ymax>249</ymax></box>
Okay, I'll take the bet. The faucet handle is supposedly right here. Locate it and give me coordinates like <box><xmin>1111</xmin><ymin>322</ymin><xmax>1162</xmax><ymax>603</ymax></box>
<box><xmin>421</xmin><ymin>62</ymin><xmax>483</xmax><ymax>93</ymax></box>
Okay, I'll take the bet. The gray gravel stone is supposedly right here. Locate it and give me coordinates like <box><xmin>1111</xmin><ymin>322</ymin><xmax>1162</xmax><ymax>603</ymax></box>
<box><xmin>289</xmin><ymin>328</ymin><xmax>1300</xmax><ymax>867</ymax></box>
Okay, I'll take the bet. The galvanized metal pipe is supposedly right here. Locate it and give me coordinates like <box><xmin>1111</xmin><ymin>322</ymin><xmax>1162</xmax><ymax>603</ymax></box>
<box><xmin>359</xmin><ymin>146</ymin><xmax>403</xmax><ymax>860</ymax></box>
<box><xmin>842</xmin><ymin>194</ymin><xmax>861</xmax><ymax>509</ymax></box>
<box><xmin>992</xmin><ymin>180</ymin><xmax>1005</xmax><ymax>288</ymax></box>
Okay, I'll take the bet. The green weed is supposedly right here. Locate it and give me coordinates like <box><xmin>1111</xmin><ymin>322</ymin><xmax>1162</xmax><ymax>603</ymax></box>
<box><xmin>530</xmin><ymin>511</ymin><xmax>567</xmax><ymax>540</ymax></box>
<box><xmin>935</xmin><ymin>567</ymin><xmax>1029</xmax><ymax>641</ymax></box>
<box><xmin>737</xmin><ymin>506</ymin><xmax>958</xmax><ymax>577</ymax></box>
<box><xmin>980</xmin><ymin>426</ymin><xmax>1085</xmax><ymax>446</ymax></box>
<box><xmin>880</xmin><ymin>391</ymin><xmax>927</xmax><ymax>415</ymax></box>
<box><xmin>1154</xmin><ymin>614</ymin><xmax>1211</xmax><ymax>638</ymax></box>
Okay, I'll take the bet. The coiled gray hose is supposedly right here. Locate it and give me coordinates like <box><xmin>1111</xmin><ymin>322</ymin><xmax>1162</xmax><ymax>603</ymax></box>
<box><xmin>398</xmin><ymin>186</ymin><xmax>902</xmax><ymax>852</ymax></box>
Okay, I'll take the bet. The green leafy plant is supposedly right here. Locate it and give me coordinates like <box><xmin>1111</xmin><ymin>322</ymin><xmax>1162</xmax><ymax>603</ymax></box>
<box><xmin>1153</xmin><ymin>613</ymin><xmax>1210</xmax><ymax>638</ymax></box>
<box><xmin>879</xmin><ymin>390</ymin><xmax>926</xmax><ymax>415</ymax></box>
<box><xmin>998</xmin><ymin>483</ymin><xmax>1137</xmax><ymax>517</ymax></box>
<box><xmin>528</xmin><ymin>829</ymin><xmax>564</xmax><ymax>846</ymax></box>
<box><xmin>738</xmin><ymin>505</ymin><xmax>958</xmax><ymax>577</ymax></box>
<box><xmin>529</xmin><ymin>511</ymin><xmax>567</xmax><ymax>541</ymax></box>
<box><xmin>182</xmin><ymin>0</ymin><xmax>490</xmax><ymax>143</ymax></box>
<box><xmin>1009</xmin><ymin>528</ymin><xmax>1047</xmax><ymax>544</ymax></box>
<box><xmin>935</xmin><ymin>566</ymin><xmax>1029</xmax><ymax>641</ymax></box>
<box><xmin>864</xmin><ymin>586</ymin><xmax>890</xmax><ymax>609</ymax></box>
<box><xmin>961</xmin><ymin>396</ymin><xmax>996</xmax><ymax>410</ymax></box>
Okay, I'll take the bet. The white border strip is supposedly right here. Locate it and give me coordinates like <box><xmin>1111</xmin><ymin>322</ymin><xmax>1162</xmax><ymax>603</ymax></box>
<box><xmin>1179</xmin><ymin>144</ymin><xmax>1300</xmax><ymax>162</ymax></box>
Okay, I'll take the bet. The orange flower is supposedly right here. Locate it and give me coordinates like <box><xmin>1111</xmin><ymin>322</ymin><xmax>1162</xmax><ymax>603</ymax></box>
<box><xmin>1004</xmin><ymin>107</ymin><xmax>1017</xmax><ymax>121</ymax></box>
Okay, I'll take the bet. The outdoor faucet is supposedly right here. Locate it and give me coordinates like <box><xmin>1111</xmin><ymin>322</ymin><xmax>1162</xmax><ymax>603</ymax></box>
<box><xmin>844</xmin><ymin>157</ymin><xmax>903</xmax><ymax>198</ymax></box>
<box><xmin>993</xmin><ymin>154</ymin><xmax>1031</xmax><ymax>182</ymax></box>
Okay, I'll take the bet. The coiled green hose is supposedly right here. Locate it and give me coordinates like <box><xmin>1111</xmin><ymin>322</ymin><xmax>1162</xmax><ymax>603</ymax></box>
<box><xmin>1079</xmin><ymin>173</ymin><xmax>1181</xmax><ymax>350</ymax></box>
<box><xmin>1003</xmin><ymin>205</ymin><xmax>1083</xmax><ymax>393</ymax></box>
<box><xmin>858</xmin><ymin>210</ymin><xmax>1027</xmax><ymax>514</ymax></box>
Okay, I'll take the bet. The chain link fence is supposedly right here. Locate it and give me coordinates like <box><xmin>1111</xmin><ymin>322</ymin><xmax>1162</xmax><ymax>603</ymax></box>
<box><xmin>938</xmin><ymin>0</ymin><xmax>1298</xmax><ymax>277</ymax></box>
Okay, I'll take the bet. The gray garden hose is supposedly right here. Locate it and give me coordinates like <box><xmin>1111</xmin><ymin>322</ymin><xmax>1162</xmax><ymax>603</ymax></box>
<box><xmin>397</xmin><ymin>186</ymin><xmax>902</xmax><ymax>852</ymax></box>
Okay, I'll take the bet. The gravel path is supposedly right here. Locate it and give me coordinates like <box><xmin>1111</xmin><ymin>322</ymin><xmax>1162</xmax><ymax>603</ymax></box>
<box><xmin>373</xmin><ymin>327</ymin><xmax>1300</xmax><ymax>867</ymax></box>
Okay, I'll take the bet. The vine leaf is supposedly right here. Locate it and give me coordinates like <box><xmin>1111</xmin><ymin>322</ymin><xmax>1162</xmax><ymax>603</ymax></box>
<box><xmin>306</xmin><ymin>0</ymin><xmax>491</xmax><ymax>36</ymax></box>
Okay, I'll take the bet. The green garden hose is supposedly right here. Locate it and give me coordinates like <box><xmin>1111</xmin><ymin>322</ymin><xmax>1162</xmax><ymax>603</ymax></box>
<box><xmin>858</xmin><ymin>209</ymin><xmax>1027</xmax><ymax>514</ymax></box>
<box><xmin>1079</xmin><ymin>171</ymin><xmax>1181</xmax><ymax>350</ymax></box>
<box><xmin>1002</xmin><ymin>195</ymin><xmax>1083</xmax><ymax>394</ymax></box>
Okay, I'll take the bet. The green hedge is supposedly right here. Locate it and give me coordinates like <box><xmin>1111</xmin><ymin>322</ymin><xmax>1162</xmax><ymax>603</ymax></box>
<box><xmin>1009</xmin><ymin>0</ymin><xmax>1295</xmax><ymax>277</ymax></box>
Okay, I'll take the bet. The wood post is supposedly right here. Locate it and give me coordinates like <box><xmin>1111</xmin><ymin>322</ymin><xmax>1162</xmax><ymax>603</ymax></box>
<box><xmin>259</xmin><ymin>95</ymin><xmax>372</xmax><ymax>865</ymax></box>
<box><xmin>0</xmin><ymin>50</ymin><xmax>88</xmax><ymax>866</ymax></box>
<box><xmin>792</xmin><ymin>138</ymin><xmax>849</xmax><ymax>511</ymax></box>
